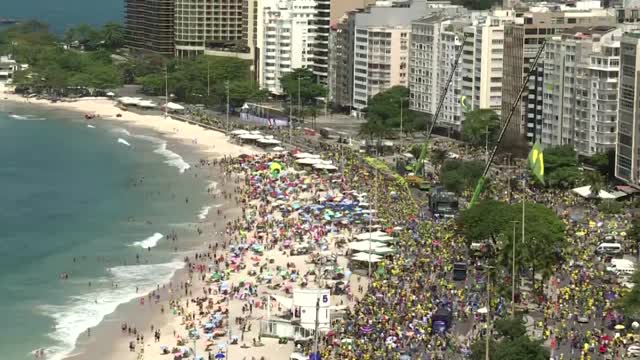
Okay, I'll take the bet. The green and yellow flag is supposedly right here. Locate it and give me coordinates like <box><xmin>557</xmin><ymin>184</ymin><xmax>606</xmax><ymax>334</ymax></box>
<box><xmin>528</xmin><ymin>143</ymin><xmax>544</xmax><ymax>184</ymax></box>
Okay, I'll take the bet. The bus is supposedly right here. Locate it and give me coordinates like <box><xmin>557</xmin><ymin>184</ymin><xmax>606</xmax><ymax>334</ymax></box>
<box><xmin>429</xmin><ymin>186</ymin><xmax>459</xmax><ymax>217</ymax></box>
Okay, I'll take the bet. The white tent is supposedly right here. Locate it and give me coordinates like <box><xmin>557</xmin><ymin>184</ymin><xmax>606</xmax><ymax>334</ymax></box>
<box><xmin>271</xmin><ymin>146</ymin><xmax>286</xmax><ymax>152</ymax></box>
<box><xmin>348</xmin><ymin>240</ymin><xmax>384</xmax><ymax>252</ymax></box>
<box><xmin>371</xmin><ymin>246</ymin><xmax>395</xmax><ymax>254</ymax></box>
<box><xmin>231</xmin><ymin>129</ymin><xmax>249</xmax><ymax>135</ymax></box>
<box><xmin>370</xmin><ymin>234</ymin><xmax>395</xmax><ymax>242</ymax></box>
<box><xmin>572</xmin><ymin>185</ymin><xmax>617</xmax><ymax>199</ymax></box>
<box><xmin>313</xmin><ymin>164</ymin><xmax>338</xmax><ymax>171</ymax></box>
<box><xmin>354</xmin><ymin>231</ymin><xmax>387</xmax><ymax>240</ymax></box>
<box><xmin>138</xmin><ymin>100</ymin><xmax>157</xmax><ymax>108</ymax></box>
<box><xmin>118</xmin><ymin>97</ymin><xmax>142</xmax><ymax>105</ymax></box>
<box><xmin>165</xmin><ymin>102</ymin><xmax>185</xmax><ymax>111</ymax></box>
<box><xmin>271</xmin><ymin>295</ymin><xmax>294</xmax><ymax>310</ymax></box>
<box><xmin>293</xmin><ymin>152</ymin><xmax>320</xmax><ymax>159</ymax></box>
<box><xmin>351</xmin><ymin>252</ymin><xmax>382</xmax><ymax>263</ymax></box>
<box><xmin>257</xmin><ymin>138</ymin><xmax>281</xmax><ymax>144</ymax></box>
<box><xmin>238</xmin><ymin>134</ymin><xmax>263</xmax><ymax>140</ymax></box>
<box><xmin>296</xmin><ymin>158</ymin><xmax>324</xmax><ymax>165</ymax></box>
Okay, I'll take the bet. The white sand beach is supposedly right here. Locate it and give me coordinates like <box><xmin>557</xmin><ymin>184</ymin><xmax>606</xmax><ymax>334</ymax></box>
<box><xmin>0</xmin><ymin>86</ymin><xmax>253</xmax><ymax>159</ymax></box>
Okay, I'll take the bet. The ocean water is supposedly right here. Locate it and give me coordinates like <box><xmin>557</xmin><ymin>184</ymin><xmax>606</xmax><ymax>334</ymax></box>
<box><xmin>0</xmin><ymin>104</ymin><xmax>212</xmax><ymax>360</ymax></box>
<box><xmin>2</xmin><ymin>0</ymin><xmax>122</xmax><ymax>33</ymax></box>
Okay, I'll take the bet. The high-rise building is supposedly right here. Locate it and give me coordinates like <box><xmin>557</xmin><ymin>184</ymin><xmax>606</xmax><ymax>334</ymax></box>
<box><xmin>311</xmin><ymin>0</ymin><xmax>331</xmax><ymax>84</ymax></box>
<box><xmin>540</xmin><ymin>27</ymin><xmax>620</xmax><ymax>156</ymax></box>
<box><xmin>615</xmin><ymin>32</ymin><xmax>640</xmax><ymax>184</ymax></box>
<box><xmin>258</xmin><ymin>0</ymin><xmax>317</xmax><ymax>94</ymax></box>
<box><xmin>333</xmin><ymin>10</ymin><xmax>360</xmax><ymax>109</ymax></box>
<box><xmin>174</xmin><ymin>0</ymin><xmax>258</xmax><ymax>60</ymax></box>
<box><xmin>125</xmin><ymin>0</ymin><xmax>175</xmax><ymax>56</ymax></box>
<box><xmin>501</xmin><ymin>2</ymin><xmax>615</xmax><ymax>144</ymax></box>
<box><xmin>461</xmin><ymin>11</ymin><xmax>513</xmax><ymax>115</ymax></box>
<box><xmin>541</xmin><ymin>27</ymin><xmax>622</xmax><ymax>156</ymax></box>
<box><xmin>409</xmin><ymin>14</ymin><xmax>466</xmax><ymax>129</ymax></box>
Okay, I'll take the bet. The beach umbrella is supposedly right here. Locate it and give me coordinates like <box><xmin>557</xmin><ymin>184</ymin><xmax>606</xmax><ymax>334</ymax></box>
<box><xmin>215</xmin><ymin>353</ymin><xmax>226</xmax><ymax>359</ymax></box>
<box><xmin>615</xmin><ymin>324</ymin><xmax>625</xmax><ymax>330</ymax></box>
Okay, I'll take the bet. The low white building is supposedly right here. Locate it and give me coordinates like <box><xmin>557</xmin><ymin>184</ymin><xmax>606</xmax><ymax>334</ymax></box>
<box><xmin>0</xmin><ymin>56</ymin><xmax>26</xmax><ymax>83</ymax></box>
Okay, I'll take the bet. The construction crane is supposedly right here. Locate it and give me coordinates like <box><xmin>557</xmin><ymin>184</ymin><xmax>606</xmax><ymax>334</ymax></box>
<box><xmin>412</xmin><ymin>34</ymin><xmax>467</xmax><ymax>176</ymax></box>
<box><xmin>468</xmin><ymin>40</ymin><xmax>547</xmax><ymax>208</ymax></box>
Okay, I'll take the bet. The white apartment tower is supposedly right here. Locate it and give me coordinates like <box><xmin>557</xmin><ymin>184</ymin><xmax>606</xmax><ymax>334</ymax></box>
<box><xmin>258</xmin><ymin>0</ymin><xmax>317</xmax><ymax>94</ymax></box>
<box><xmin>352</xmin><ymin>25</ymin><xmax>411</xmax><ymax>112</ymax></box>
<box><xmin>461</xmin><ymin>11</ymin><xmax>512</xmax><ymax>114</ymax></box>
<box><xmin>541</xmin><ymin>28</ymin><xmax>620</xmax><ymax>157</ymax></box>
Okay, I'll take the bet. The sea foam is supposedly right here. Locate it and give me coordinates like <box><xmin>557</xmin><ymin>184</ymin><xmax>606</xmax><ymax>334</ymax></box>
<box><xmin>117</xmin><ymin>138</ymin><xmax>131</xmax><ymax>147</ymax></box>
<box><xmin>87</xmin><ymin>125</ymin><xmax>95</xmax><ymax>129</ymax></box>
<box><xmin>113</xmin><ymin>128</ymin><xmax>131</xmax><ymax>136</ymax></box>
<box><xmin>154</xmin><ymin>143</ymin><xmax>190</xmax><ymax>173</ymax></box>
<box><xmin>198</xmin><ymin>206</ymin><xmax>212</xmax><ymax>220</ymax></box>
<box><xmin>9</xmin><ymin>114</ymin><xmax>45</xmax><ymax>121</ymax></box>
<box><xmin>40</xmin><ymin>261</ymin><xmax>184</xmax><ymax>360</ymax></box>
<box><xmin>131</xmin><ymin>232</ymin><xmax>163</xmax><ymax>248</ymax></box>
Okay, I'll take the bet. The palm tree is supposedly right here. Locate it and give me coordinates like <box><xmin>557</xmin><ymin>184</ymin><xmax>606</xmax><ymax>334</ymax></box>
<box><xmin>583</xmin><ymin>171</ymin><xmax>605</xmax><ymax>198</ymax></box>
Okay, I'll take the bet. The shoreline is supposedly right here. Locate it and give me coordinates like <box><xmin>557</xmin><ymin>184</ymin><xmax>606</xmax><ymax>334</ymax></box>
<box><xmin>0</xmin><ymin>89</ymin><xmax>261</xmax><ymax>360</ymax></box>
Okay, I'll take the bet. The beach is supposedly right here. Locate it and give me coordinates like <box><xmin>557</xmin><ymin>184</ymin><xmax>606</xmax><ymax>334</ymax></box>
<box><xmin>1</xmin><ymin>87</ymin><xmax>371</xmax><ymax>360</ymax></box>
<box><xmin>0</xmin><ymin>87</ymin><xmax>263</xmax><ymax>360</ymax></box>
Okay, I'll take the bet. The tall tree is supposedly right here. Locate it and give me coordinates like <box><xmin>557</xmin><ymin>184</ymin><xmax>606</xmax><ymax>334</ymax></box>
<box><xmin>583</xmin><ymin>171</ymin><xmax>605</xmax><ymax>198</ymax></box>
<box><xmin>462</xmin><ymin>109</ymin><xmax>500</xmax><ymax>147</ymax></box>
<box><xmin>279</xmin><ymin>68</ymin><xmax>326</xmax><ymax>112</ymax></box>
<box><xmin>440</xmin><ymin>159</ymin><xmax>484</xmax><ymax>194</ymax></box>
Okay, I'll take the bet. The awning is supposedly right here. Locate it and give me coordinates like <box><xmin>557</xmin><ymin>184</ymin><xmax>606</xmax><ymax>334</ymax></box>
<box><xmin>348</xmin><ymin>240</ymin><xmax>384</xmax><ymax>252</ymax></box>
<box><xmin>354</xmin><ymin>231</ymin><xmax>387</xmax><ymax>240</ymax></box>
<box><xmin>571</xmin><ymin>185</ymin><xmax>617</xmax><ymax>199</ymax></box>
<box><xmin>351</xmin><ymin>252</ymin><xmax>382</xmax><ymax>263</ymax></box>
<box><xmin>166</xmin><ymin>102</ymin><xmax>185</xmax><ymax>111</ymax></box>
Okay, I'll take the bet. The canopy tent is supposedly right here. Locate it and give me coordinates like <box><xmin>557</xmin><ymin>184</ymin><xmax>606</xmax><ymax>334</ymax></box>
<box><xmin>370</xmin><ymin>234</ymin><xmax>395</xmax><ymax>242</ymax></box>
<box><xmin>271</xmin><ymin>146</ymin><xmax>286</xmax><ymax>152</ymax></box>
<box><xmin>371</xmin><ymin>246</ymin><xmax>395</xmax><ymax>255</ymax></box>
<box><xmin>106</xmin><ymin>91</ymin><xmax>115</xmax><ymax>97</ymax></box>
<box><xmin>351</xmin><ymin>252</ymin><xmax>382</xmax><ymax>263</ymax></box>
<box><xmin>293</xmin><ymin>152</ymin><xmax>320</xmax><ymax>159</ymax></box>
<box><xmin>257</xmin><ymin>138</ymin><xmax>281</xmax><ymax>145</ymax></box>
<box><xmin>165</xmin><ymin>102</ymin><xmax>185</xmax><ymax>111</ymax></box>
<box><xmin>238</xmin><ymin>134</ymin><xmax>263</xmax><ymax>140</ymax></box>
<box><xmin>571</xmin><ymin>185</ymin><xmax>618</xmax><ymax>199</ymax></box>
<box><xmin>354</xmin><ymin>231</ymin><xmax>387</xmax><ymax>240</ymax></box>
<box><xmin>138</xmin><ymin>100</ymin><xmax>157</xmax><ymax>108</ymax></box>
<box><xmin>348</xmin><ymin>240</ymin><xmax>384</xmax><ymax>252</ymax></box>
<box><xmin>231</xmin><ymin>129</ymin><xmax>249</xmax><ymax>135</ymax></box>
<box><xmin>313</xmin><ymin>164</ymin><xmax>338</xmax><ymax>171</ymax></box>
<box><xmin>296</xmin><ymin>158</ymin><xmax>324</xmax><ymax>165</ymax></box>
<box><xmin>118</xmin><ymin>97</ymin><xmax>142</xmax><ymax>105</ymax></box>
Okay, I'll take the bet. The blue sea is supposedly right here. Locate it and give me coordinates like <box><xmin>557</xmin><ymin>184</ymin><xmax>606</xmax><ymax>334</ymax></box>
<box><xmin>0</xmin><ymin>103</ymin><xmax>216</xmax><ymax>360</ymax></box>
<box><xmin>2</xmin><ymin>0</ymin><xmax>122</xmax><ymax>33</ymax></box>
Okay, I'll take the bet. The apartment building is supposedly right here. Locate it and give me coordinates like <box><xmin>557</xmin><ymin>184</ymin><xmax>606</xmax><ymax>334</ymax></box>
<box><xmin>409</xmin><ymin>15</ymin><xmax>466</xmax><ymax>129</ymax></box>
<box><xmin>615</xmin><ymin>32</ymin><xmax>640</xmax><ymax>184</ymax></box>
<box><xmin>461</xmin><ymin>11</ymin><xmax>513</xmax><ymax>115</ymax></box>
<box><xmin>540</xmin><ymin>27</ymin><xmax>620</xmax><ymax>157</ymax></box>
<box><xmin>311</xmin><ymin>0</ymin><xmax>331</xmax><ymax>84</ymax></box>
<box><xmin>174</xmin><ymin>0</ymin><xmax>258</xmax><ymax>60</ymax></box>
<box><xmin>125</xmin><ymin>0</ymin><xmax>175</xmax><ymax>56</ymax></box>
<box><xmin>258</xmin><ymin>0</ymin><xmax>317</xmax><ymax>94</ymax></box>
<box><xmin>501</xmin><ymin>1</ymin><xmax>616</xmax><ymax>144</ymax></box>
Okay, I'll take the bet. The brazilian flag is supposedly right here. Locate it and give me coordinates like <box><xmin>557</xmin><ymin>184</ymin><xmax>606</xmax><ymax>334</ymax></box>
<box><xmin>270</xmin><ymin>161</ymin><xmax>283</xmax><ymax>178</ymax></box>
<box><xmin>528</xmin><ymin>143</ymin><xmax>544</xmax><ymax>184</ymax></box>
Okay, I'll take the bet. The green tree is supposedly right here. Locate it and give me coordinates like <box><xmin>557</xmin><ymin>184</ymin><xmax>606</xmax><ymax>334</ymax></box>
<box><xmin>280</xmin><ymin>68</ymin><xmax>326</xmax><ymax>112</ymax></box>
<box><xmin>494</xmin><ymin>316</ymin><xmax>527</xmax><ymax>340</ymax></box>
<box><xmin>583</xmin><ymin>171</ymin><xmax>605</xmax><ymax>198</ymax></box>
<box><xmin>452</xmin><ymin>0</ymin><xmax>501</xmax><ymax>10</ymax></box>
<box><xmin>620</xmin><ymin>270</ymin><xmax>640</xmax><ymax>315</ymax></box>
<box><xmin>458</xmin><ymin>199</ymin><xmax>513</xmax><ymax>246</ymax></box>
<box><xmin>494</xmin><ymin>336</ymin><xmax>549</xmax><ymax>360</ymax></box>
<box><xmin>363</xmin><ymin>86</ymin><xmax>422</xmax><ymax>132</ymax></box>
<box><xmin>544</xmin><ymin>145</ymin><xmax>581</xmax><ymax>189</ymax></box>
<box><xmin>101</xmin><ymin>22</ymin><xmax>124</xmax><ymax>49</ymax></box>
<box><xmin>440</xmin><ymin>159</ymin><xmax>484</xmax><ymax>194</ymax></box>
<box><xmin>462</xmin><ymin>109</ymin><xmax>500</xmax><ymax>147</ymax></box>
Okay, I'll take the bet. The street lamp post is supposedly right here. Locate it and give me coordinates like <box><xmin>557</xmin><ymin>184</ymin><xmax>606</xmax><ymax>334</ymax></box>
<box><xmin>511</xmin><ymin>220</ymin><xmax>518</xmax><ymax>316</ymax></box>
<box><xmin>225</xmin><ymin>80</ymin><xmax>230</xmax><ymax>132</ymax></box>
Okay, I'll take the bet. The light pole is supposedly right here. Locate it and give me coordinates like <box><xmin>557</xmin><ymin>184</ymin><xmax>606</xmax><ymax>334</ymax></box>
<box><xmin>207</xmin><ymin>61</ymin><xmax>211</xmax><ymax>97</ymax></box>
<box><xmin>510</xmin><ymin>220</ymin><xmax>518</xmax><ymax>316</ymax></box>
<box><xmin>225</xmin><ymin>80</ymin><xmax>230</xmax><ymax>132</ymax></box>
<box><xmin>164</xmin><ymin>64</ymin><xmax>168</xmax><ymax>118</ymax></box>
